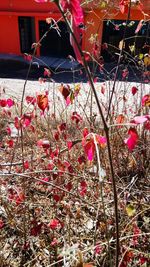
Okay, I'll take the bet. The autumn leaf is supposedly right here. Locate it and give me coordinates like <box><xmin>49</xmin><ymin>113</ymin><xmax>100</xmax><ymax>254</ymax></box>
<box><xmin>144</xmin><ymin>55</ymin><xmax>150</xmax><ymax>67</ymax></box>
<box><xmin>126</xmin><ymin>204</ymin><xmax>136</xmax><ymax>217</ymax></box>
<box><xmin>116</xmin><ymin>114</ymin><xmax>125</xmax><ymax>124</ymax></box>
<box><xmin>124</xmin><ymin>128</ymin><xmax>138</xmax><ymax>151</ymax></box>
<box><xmin>130</xmin><ymin>115</ymin><xmax>148</xmax><ymax>124</ymax></box>
<box><xmin>48</xmin><ymin>219</ymin><xmax>60</xmax><ymax>230</ymax></box>
<box><xmin>131</xmin><ymin>86</ymin><xmax>138</xmax><ymax>95</ymax></box>
<box><xmin>44</xmin><ymin>68</ymin><xmax>51</xmax><ymax>77</ymax></box>
<box><xmin>37</xmin><ymin>94</ymin><xmax>48</xmax><ymax>111</ymax></box>
<box><xmin>142</xmin><ymin>94</ymin><xmax>150</xmax><ymax>107</ymax></box>
<box><xmin>119</xmin><ymin>0</ymin><xmax>129</xmax><ymax>14</ymax></box>
<box><xmin>83</xmin><ymin>138</ymin><xmax>95</xmax><ymax>161</ymax></box>
<box><xmin>59</xmin><ymin>84</ymin><xmax>71</xmax><ymax>100</ymax></box>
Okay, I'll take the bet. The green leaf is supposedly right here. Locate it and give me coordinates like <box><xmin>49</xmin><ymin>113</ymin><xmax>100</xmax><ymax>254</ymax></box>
<box><xmin>139</xmin><ymin>53</ymin><xmax>144</xmax><ymax>60</ymax></box>
<box><xmin>126</xmin><ymin>204</ymin><xmax>136</xmax><ymax>217</ymax></box>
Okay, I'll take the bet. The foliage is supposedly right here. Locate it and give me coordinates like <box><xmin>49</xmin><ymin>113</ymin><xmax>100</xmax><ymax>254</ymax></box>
<box><xmin>0</xmin><ymin>0</ymin><xmax>150</xmax><ymax>266</ymax></box>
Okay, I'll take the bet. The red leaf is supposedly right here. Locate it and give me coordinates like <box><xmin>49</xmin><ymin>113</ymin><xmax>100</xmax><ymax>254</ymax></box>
<box><xmin>60</xmin><ymin>0</ymin><xmax>84</xmax><ymax>63</ymax></box>
<box><xmin>24</xmin><ymin>54</ymin><xmax>32</xmax><ymax>61</ymax></box>
<box><xmin>83</xmin><ymin>138</ymin><xmax>95</xmax><ymax>161</ymax></box>
<box><xmin>83</xmin><ymin>127</ymin><xmax>89</xmax><ymax>138</ymax></box>
<box><xmin>58</xmin><ymin>122</ymin><xmax>66</xmax><ymax>132</ymax></box>
<box><xmin>30</xmin><ymin>220</ymin><xmax>43</xmax><ymax>236</ymax></box>
<box><xmin>24</xmin><ymin>160</ymin><xmax>29</xmax><ymax>170</ymax></box>
<box><xmin>124</xmin><ymin>128</ymin><xmax>138</xmax><ymax>151</ymax></box>
<box><xmin>37</xmin><ymin>139</ymin><xmax>50</xmax><ymax>149</ymax></box>
<box><xmin>71</xmin><ymin>111</ymin><xmax>82</xmax><ymax>124</ymax></box>
<box><xmin>101</xmin><ymin>83</ymin><xmax>106</xmax><ymax>94</ymax></box>
<box><xmin>59</xmin><ymin>84</ymin><xmax>70</xmax><ymax>100</ymax></box>
<box><xmin>119</xmin><ymin>0</ymin><xmax>129</xmax><ymax>14</ymax></box>
<box><xmin>37</xmin><ymin>94</ymin><xmax>48</xmax><ymax>111</ymax></box>
<box><xmin>131</xmin><ymin>86</ymin><xmax>138</xmax><ymax>95</ymax></box>
<box><xmin>0</xmin><ymin>219</ymin><xmax>4</xmax><ymax>229</ymax></box>
<box><xmin>7</xmin><ymin>98</ymin><xmax>14</xmax><ymax>107</ymax></box>
<box><xmin>67</xmin><ymin>141</ymin><xmax>73</xmax><ymax>150</ymax></box>
<box><xmin>0</xmin><ymin>99</ymin><xmax>7</xmax><ymax>107</ymax></box>
<box><xmin>78</xmin><ymin>155</ymin><xmax>86</xmax><ymax>164</ymax></box>
<box><xmin>26</xmin><ymin>96</ymin><xmax>36</xmax><ymax>105</ymax></box>
<box><xmin>48</xmin><ymin>219</ymin><xmax>60</xmax><ymax>230</ymax></box>
<box><xmin>44</xmin><ymin>68</ymin><xmax>51</xmax><ymax>77</ymax></box>
<box><xmin>7</xmin><ymin>139</ymin><xmax>14</xmax><ymax>148</ymax></box>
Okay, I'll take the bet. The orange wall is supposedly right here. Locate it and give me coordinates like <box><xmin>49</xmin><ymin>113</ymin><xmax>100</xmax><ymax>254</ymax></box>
<box><xmin>84</xmin><ymin>7</ymin><xmax>150</xmax><ymax>54</ymax></box>
<box><xmin>0</xmin><ymin>15</ymin><xmax>20</xmax><ymax>54</ymax></box>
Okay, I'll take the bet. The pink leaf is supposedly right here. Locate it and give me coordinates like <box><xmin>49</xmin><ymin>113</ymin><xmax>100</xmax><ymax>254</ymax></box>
<box><xmin>44</xmin><ymin>68</ymin><xmax>51</xmax><ymax>77</ymax></box>
<box><xmin>35</xmin><ymin>0</ymin><xmax>47</xmax><ymax>2</ymax></box>
<box><xmin>66</xmin><ymin>96</ymin><xmax>71</xmax><ymax>106</ymax></box>
<box><xmin>67</xmin><ymin>141</ymin><xmax>73</xmax><ymax>150</ymax></box>
<box><xmin>96</xmin><ymin>135</ymin><xmax>107</xmax><ymax>147</ymax></box>
<box><xmin>7</xmin><ymin>98</ymin><xmax>14</xmax><ymax>107</ymax></box>
<box><xmin>135</xmin><ymin>20</ymin><xmax>144</xmax><ymax>34</ymax></box>
<box><xmin>60</xmin><ymin>0</ymin><xmax>84</xmax><ymax>63</ymax></box>
<box><xmin>124</xmin><ymin>128</ymin><xmax>138</xmax><ymax>151</ymax></box>
<box><xmin>83</xmin><ymin>139</ymin><xmax>95</xmax><ymax>161</ymax></box>
<box><xmin>131</xmin><ymin>116</ymin><xmax>148</xmax><ymax>124</ymax></box>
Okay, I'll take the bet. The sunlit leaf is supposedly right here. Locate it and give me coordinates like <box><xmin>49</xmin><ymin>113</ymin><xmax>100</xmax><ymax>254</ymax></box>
<box><xmin>37</xmin><ymin>94</ymin><xmax>48</xmax><ymax>111</ymax></box>
<box><xmin>59</xmin><ymin>84</ymin><xmax>71</xmax><ymax>100</ymax></box>
<box><xmin>126</xmin><ymin>204</ymin><xmax>136</xmax><ymax>217</ymax></box>
<box><xmin>124</xmin><ymin>128</ymin><xmax>138</xmax><ymax>151</ymax></box>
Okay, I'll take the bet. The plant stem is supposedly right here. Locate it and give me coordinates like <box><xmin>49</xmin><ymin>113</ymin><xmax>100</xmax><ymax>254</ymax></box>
<box><xmin>56</xmin><ymin>3</ymin><xmax>119</xmax><ymax>266</ymax></box>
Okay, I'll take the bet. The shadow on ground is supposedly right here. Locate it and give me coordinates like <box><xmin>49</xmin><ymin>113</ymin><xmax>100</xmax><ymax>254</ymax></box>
<box><xmin>0</xmin><ymin>57</ymin><xmax>148</xmax><ymax>84</ymax></box>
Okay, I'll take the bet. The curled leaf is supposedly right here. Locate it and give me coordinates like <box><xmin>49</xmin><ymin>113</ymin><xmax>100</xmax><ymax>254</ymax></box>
<box><xmin>135</xmin><ymin>20</ymin><xmax>144</xmax><ymax>34</ymax></box>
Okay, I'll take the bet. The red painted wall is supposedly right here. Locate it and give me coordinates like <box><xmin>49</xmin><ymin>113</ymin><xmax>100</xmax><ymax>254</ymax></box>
<box><xmin>0</xmin><ymin>15</ymin><xmax>20</xmax><ymax>54</ymax></box>
<box><xmin>0</xmin><ymin>0</ymin><xmax>149</xmax><ymax>56</ymax></box>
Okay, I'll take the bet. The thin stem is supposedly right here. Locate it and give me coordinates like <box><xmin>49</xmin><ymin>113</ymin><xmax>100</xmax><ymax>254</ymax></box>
<box><xmin>56</xmin><ymin>3</ymin><xmax>119</xmax><ymax>266</ymax></box>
